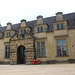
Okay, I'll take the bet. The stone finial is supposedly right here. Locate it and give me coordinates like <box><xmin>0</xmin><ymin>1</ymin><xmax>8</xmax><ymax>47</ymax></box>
<box><xmin>21</xmin><ymin>19</ymin><xmax>26</xmax><ymax>22</ymax></box>
<box><xmin>7</xmin><ymin>22</ymin><xmax>12</xmax><ymax>26</ymax></box>
<box><xmin>56</xmin><ymin>12</ymin><xmax>63</xmax><ymax>15</ymax></box>
<box><xmin>37</xmin><ymin>15</ymin><xmax>43</xmax><ymax>19</ymax></box>
<box><xmin>55</xmin><ymin>12</ymin><xmax>63</xmax><ymax>21</ymax></box>
<box><xmin>20</xmin><ymin>19</ymin><xmax>27</xmax><ymax>27</ymax></box>
<box><xmin>36</xmin><ymin>15</ymin><xmax>44</xmax><ymax>24</ymax></box>
<box><xmin>6</xmin><ymin>22</ymin><xmax>12</xmax><ymax>30</ymax></box>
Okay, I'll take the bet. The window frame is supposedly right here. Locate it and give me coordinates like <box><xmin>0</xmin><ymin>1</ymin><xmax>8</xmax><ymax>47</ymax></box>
<box><xmin>57</xmin><ymin>24</ymin><xmax>60</xmax><ymax>30</ymax></box>
<box><xmin>41</xmin><ymin>27</ymin><xmax>43</xmax><ymax>32</ymax></box>
<box><xmin>37</xmin><ymin>27</ymin><xmax>40</xmax><ymax>33</ymax></box>
<box><xmin>6</xmin><ymin>32</ymin><xmax>11</xmax><ymax>37</ymax></box>
<box><xmin>5</xmin><ymin>45</ymin><xmax>10</xmax><ymax>58</ymax></box>
<box><xmin>36</xmin><ymin>41</ymin><xmax>46</xmax><ymax>58</ymax></box>
<box><xmin>57</xmin><ymin>23</ymin><xmax>64</xmax><ymax>30</ymax></box>
<box><xmin>56</xmin><ymin>39</ymin><xmax>67</xmax><ymax>57</ymax></box>
<box><xmin>61</xmin><ymin>24</ymin><xmax>64</xmax><ymax>29</ymax></box>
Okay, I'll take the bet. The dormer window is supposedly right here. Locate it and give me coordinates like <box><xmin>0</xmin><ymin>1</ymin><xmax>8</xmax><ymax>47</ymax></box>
<box><xmin>41</xmin><ymin>27</ymin><xmax>43</xmax><ymax>32</ymax></box>
<box><xmin>57</xmin><ymin>24</ymin><xmax>60</xmax><ymax>30</ymax></box>
<box><xmin>37</xmin><ymin>27</ymin><xmax>40</xmax><ymax>33</ymax></box>
<box><xmin>21</xmin><ymin>30</ymin><xmax>23</xmax><ymax>34</ymax></box>
<box><xmin>37</xmin><ymin>27</ymin><xmax>44</xmax><ymax>33</ymax></box>
<box><xmin>61</xmin><ymin>24</ymin><xmax>64</xmax><ymax>29</ymax></box>
<box><xmin>6</xmin><ymin>32</ymin><xmax>11</xmax><ymax>37</ymax></box>
<box><xmin>21</xmin><ymin>29</ymin><xmax>26</xmax><ymax>35</ymax></box>
<box><xmin>24</xmin><ymin>30</ymin><xmax>26</xmax><ymax>34</ymax></box>
<box><xmin>57</xmin><ymin>24</ymin><xmax>64</xmax><ymax>30</ymax></box>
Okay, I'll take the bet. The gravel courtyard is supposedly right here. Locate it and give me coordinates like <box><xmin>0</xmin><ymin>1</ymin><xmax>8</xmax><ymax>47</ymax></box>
<box><xmin>0</xmin><ymin>64</ymin><xmax>75</xmax><ymax>75</ymax></box>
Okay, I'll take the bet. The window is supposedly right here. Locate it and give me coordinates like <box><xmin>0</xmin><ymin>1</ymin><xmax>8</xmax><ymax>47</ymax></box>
<box><xmin>41</xmin><ymin>27</ymin><xmax>43</xmax><ymax>32</ymax></box>
<box><xmin>57</xmin><ymin>24</ymin><xmax>60</xmax><ymax>30</ymax></box>
<box><xmin>37</xmin><ymin>42</ymin><xmax>45</xmax><ymax>57</ymax></box>
<box><xmin>5</xmin><ymin>45</ymin><xmax>10</xmax><ymax>58</ymax></box>
<box><xmin>5</xmin><ymin>46</ymin><xmax>7</xmax><ymax>58</ymax></box>
<box><xmin>21</xmin><ymin>30</ymin><xmax>23</xmax><ymax>34</ymax></box>
<box><xmin>61</xmin><ymin>24</ymin><xmax>64</xmax><ymax>29</ymax></box>
<box><xmin>57</xmin><ymin>40</ymin><xmax>67</xmax><ymax>56</ymax></box>
<box><xmin>57</xmin><ymin>24</ymin><xmax>64</xmax><ymax>30</ymax></box>
<box><xmin>37</xmin><ymin>27</ymin><xmax>40</xmax><ymax>33</ymax></box>
<box><xmin>37</xmin><ymin>27</ymin><xmax>44</xmax><ymax>33</ymax></box>
<box><xmin>6</xmin><ymin>32</ymin><xmax>11</xmax><ymax>37</ymax></box>
<box><xmin>9</xmin><ymin>32</ymin><xmax>11</xmax><ymax>37</ymax></box>
<box><xmin>6</xmin><ymin>33</ymin><xmax>8</xmax><ymax>37</ymax></box>
<box><xmin>24</xmin><ymin>30</ymin><xmax>26</xmax><ymax>34</ymax></box>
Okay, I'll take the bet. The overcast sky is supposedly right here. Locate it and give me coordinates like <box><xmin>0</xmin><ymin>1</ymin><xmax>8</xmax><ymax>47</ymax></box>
<box><xmin>0</xmin><ymin>0</ymin><xmax>75</xmax><ymax>26</ymax></box>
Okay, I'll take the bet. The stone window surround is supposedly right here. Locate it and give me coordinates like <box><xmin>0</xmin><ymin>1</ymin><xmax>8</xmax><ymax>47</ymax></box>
<box><xmin>55</xmin><ymin>38</ymin><xmax>68</xmax><ymax>57</ymax></box>
<box><xmin>36</xmin><ymin>40</ymin><xmax>46</xmax><ymax>58</ymax></box>
<box><xmin>5</xmin><ymin>44</ymin><xmax>10</xmax><ymax>58</ymax></box>
<box><xmin>57</xmin><ymin>23</ymin><xmax>64</xmax><ymax>30</ymax></box>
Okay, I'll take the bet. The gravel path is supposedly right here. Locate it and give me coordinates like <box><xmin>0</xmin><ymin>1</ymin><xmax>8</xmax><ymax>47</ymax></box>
<box><xmin>0</xmin><ymin>64</ymin><xmax>75</xmax><ymax>75</ymax></box>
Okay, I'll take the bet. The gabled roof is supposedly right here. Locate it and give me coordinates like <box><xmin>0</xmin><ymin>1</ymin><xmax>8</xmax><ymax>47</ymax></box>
<box><xmin>0</xmin><ymin>12</ymin><xmax>75</xmax><ymax>34</ymax></box>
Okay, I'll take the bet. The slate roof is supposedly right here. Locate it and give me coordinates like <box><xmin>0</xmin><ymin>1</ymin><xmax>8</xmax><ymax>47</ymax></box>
<box><xmin>0</xmin><ymin>12</ymin><xmax>75</xmax><ymax>37</ymax></box>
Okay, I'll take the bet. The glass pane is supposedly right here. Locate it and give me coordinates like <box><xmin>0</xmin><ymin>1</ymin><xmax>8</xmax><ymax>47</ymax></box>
<box><xmin>41</xmin><ymin>27</ymin><xmax>43</xmax><ymax>32</ymax></box>
<box><xmin>8</xmin><ymin>51</ymin><xmax>10</xmax><ymax>58</ymax></box>
<box><xmin>9</xmin><ymin>45</ymin><xmax>10</xmax><ymax>50</ymax></box>
<box><xmin>24</xmin><ymin>30</ymin><xmax>26</xmax><ymax>34</ymax></box>
<box><xmin>37</xmin><ymin>42</ymin><xmax>40</xmax><ymax>47</ymax></box>
<box><xmin>41</xmin><ymin>48</ymin><xmax>45</xmax><ymax>57</ymax></box>
<box><xmin>5</xmin><ymin>46</ymin><xmax>7</xmax><ymax>51</ymax></box>
<box><xmin>41</xmin><ymin>42</ymin><xmax>45</xmax><ymax>47</ymax></box>
<box><xmin>7</xmin><ymin>33</ymin><xmax>8</xmax><ymax>37</ymax></box>
<box><xmin>62</xmin><ymin>47</ymin><xmax>67</xmax><ymax>56</ymax></box>
<box><xmin>21</xmin><ymin>30</ymin><xmax>23</xmax><ymax>34</ymax></box>
<box><xmin>57</xmin><ymin>40</ymin><xmax>61</xmax><ymax>45</ymax></box>
<box><xmin>37</xmin><ymin>27</ymin><xmax>40</xmax><ymax>33</ymax></box>
<box><xmin>57</xmin><ymin>24</ymin><xmax>60</xmax><ymax>30</ymax></box>
<box><xmin>62</xmin><ymin>40</ymin><xmax>66</xmax><ymax>45</ymax></box>
<box><xmin>61</xmin><ymin>24</ymin><xmax>64</xmax><ymax>29</ymax></box>
<box><xmin>9</xmin><ymin>32</ymin><xmax>11</xmax><ymax>37</ymax></box>
<box><xmin>5</xmin><ymin>51</ymin><xmax>7</xmax><ymax>58</ymax></box>
<box><xmin>37</xmin><ymin>49</ymin><xmax>40</xmax><ymax>57</ymax></box>
<box><xmin>57</xmin><ymin>46</ymin><xmax>61</xmax><ymax>56</ymax></box>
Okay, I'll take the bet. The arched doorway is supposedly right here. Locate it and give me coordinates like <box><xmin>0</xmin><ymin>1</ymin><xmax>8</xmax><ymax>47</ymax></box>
<box><xmin>17</xmin><ymin>45</ymin><xmax>26</xmax><ymax>64</ymax></box>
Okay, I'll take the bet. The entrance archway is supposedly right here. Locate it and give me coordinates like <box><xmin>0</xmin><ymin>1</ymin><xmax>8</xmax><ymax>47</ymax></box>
<box><xmin>17</xmin><ymin>45</ymin><xmax>26</xmax><ymax>64</ymax></box>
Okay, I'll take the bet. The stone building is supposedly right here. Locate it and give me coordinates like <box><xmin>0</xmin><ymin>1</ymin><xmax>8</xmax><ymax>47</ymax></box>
<box><xmin>0</xmin><ymin>12</ymin><xmax>75</xmax><ymax>64</ymax></box>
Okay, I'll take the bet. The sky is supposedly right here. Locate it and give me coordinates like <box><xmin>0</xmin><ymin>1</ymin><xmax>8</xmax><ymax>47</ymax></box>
<box><xmin>0</xmin><ymin>0</ymin><xmax>75</xmax><ymax>26</ymax></box>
